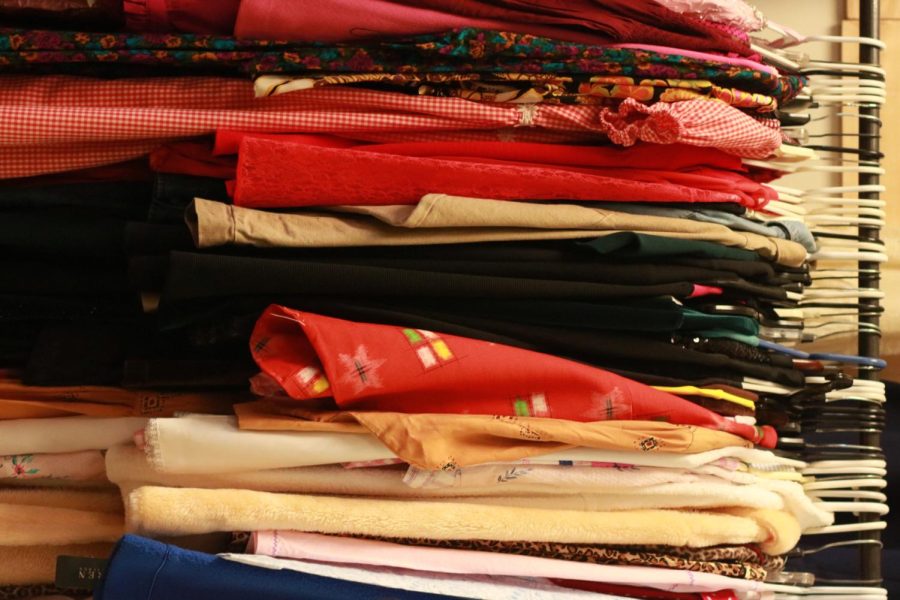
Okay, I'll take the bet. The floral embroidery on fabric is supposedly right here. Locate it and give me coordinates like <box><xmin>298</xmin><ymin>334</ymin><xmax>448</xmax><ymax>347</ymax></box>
<box><xmin>0</xmin><ymin>454</ymin><xmax>40</xmax><ymax>478</ymax></box>
<box><xmin>258</xmin><ymin>71</ymin><xmax>780</xmax><ymax>111</ymax></box>
<box><xmin>337</xmin><ymin>345</ymin><xmax>386</xmax><ymax>393</ymax></box>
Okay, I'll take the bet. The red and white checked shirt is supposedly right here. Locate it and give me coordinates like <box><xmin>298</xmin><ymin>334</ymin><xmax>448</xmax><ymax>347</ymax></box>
<box><xmin>0</xmin><ymin>75</ymin><xmax>781</xmax><ymax>179</ymax></box>
<box><xmin>598</xmin><ymin>97</ymin><xmax>782</xmax><ymax>159</ymax></box>
<box><xmin>1</xmin><ymin>75</ymin><xmax>610</xmax><ymax>178</ymax></box>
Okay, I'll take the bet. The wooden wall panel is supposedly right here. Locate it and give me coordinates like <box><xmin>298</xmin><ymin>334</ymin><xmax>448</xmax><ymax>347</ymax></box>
<box><xmin>846</xmin><ymin>0</ymin><xmax>900</xmax><ymax>19</ymax></box>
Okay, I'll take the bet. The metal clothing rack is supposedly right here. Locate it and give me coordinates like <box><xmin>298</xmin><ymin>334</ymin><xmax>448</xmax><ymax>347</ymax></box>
<box><xmin>857</xmin><ymin>0</ymin><xmax>883</xmax><ymax>584</ymax></box>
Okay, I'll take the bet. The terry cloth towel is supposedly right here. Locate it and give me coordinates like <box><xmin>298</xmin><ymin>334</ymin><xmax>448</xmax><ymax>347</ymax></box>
<box><xmin>0</xmin><ymin>488</ymin><xmax>123</xmax><ymax>546</ymax></box>
<box><xmin>222</xmin><ymin>553</ymin><xmax>605</xmax><ymax>600</ymax></box>
<box><xmin>188</xmin><ymin>195</ymin><xmax>808</xmax><ymax>267</ymax></box>
<box><xmin>248</xmin><ymin>306</ymin><xmax>776</xmax><ymax>446</ymax></box>
<box><xmin>246</xmin><ymin>531</ymin><xmax>766</xmax><ymax>594</ymax></box>
<box><xmin>125</xmin><ymin>486</ymin><xmax>800</xmax><ymax>554</ymax></box>
<box><xmin>0</xmin><ymin>543</ymin><xmax>114</xmax><ymax>586</ymax></box>
<box><xmin>0</xmin><ymin>417</ymin><xmax>147</xmax><ymax>455</ymax></box>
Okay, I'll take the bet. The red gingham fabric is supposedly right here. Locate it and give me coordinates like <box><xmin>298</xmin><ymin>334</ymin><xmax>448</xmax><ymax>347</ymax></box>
<box><xmin>0</xmin><ymin>75</ymin><xmax>611</xmax><ymax>179</ymax></box>
<box><xmin>598</xmin><ymin>98</ymin><xmax>782</xmax><ymax>159</ymax></box>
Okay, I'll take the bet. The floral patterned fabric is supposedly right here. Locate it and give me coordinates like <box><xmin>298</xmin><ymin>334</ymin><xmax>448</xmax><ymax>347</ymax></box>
<box><xmin>0</xmin><ymin>28</ymin><xmax>804</xmax><ymax>102</ymax></box>
<box><xmin>256</xmin><ymin>72</ymin><xmax>781</xmax><ymax>111</ymax></box>
<box><xmin>0</xmin><ymin>451</ymin><xmax>106</xmax><ymax>481</ymax></box>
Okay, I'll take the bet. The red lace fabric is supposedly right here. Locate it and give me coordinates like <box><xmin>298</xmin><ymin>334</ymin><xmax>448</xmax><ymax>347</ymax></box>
<box><xmin>251</xmin><ymin>305</ymin><xmax>775</xmax><ymax>447</ymax></box>
<box><xmin>217</xmin><ymin>133</ymin><xmax>743</xmax><ymax>170</ymax></box>
<box><xmin>233</xmin><ymin>137</ymin><xmax>768</xmax><ymax>208</ymax></box>
<box><xmin>599</xmin><ymin>98</ymin><xmax>783</xmax><ymax>159</ymax></box>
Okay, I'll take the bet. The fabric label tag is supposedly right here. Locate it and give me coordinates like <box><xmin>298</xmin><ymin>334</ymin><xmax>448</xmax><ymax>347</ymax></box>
<box><xmin>55</xmin><ymin>555</ymin><xmax>109</xmax><ymax>590</ymax></box>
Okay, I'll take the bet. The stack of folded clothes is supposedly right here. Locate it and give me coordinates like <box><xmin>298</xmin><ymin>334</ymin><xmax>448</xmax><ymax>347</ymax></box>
<box><xmin>0</xmin><ymin>1</ymin><xmax>868</xmax><ymax>599</ymax></box>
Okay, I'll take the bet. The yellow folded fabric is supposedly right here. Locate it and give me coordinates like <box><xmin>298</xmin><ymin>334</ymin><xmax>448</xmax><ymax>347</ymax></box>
<box><xmin>126</xmin><ymin>486</ymin><xmax>799</xmax><ymax>554</ymax></box>
<box><xmin>652</xmin><ymin>386</ymin><xmax>756</xmax><ymax>410</ymax></box>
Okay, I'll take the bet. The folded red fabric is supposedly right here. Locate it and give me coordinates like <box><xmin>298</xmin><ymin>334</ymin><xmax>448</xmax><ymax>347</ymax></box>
<box><xmin>213</xmin><ymin>131</ymin><xmax>362</xmax><ymax>156</ymax></box>
<box><xmin>217</xmin><ymin>133</ymin><xmax>743</xmax><ymax>171</ymax></box>
<box><xmin>150</xmin><ymin>140</ymin><xmax>237</xmax><ymax>179</ymax></box>
<box><xmin>233</xmin><ymin>137</ymin><xmax>766</xmax><ymax>208</ymax></box>
<box><xmin>250</xmin><ymin>304</ymin><xmax>776</xmax><ymax>447</ymax></box>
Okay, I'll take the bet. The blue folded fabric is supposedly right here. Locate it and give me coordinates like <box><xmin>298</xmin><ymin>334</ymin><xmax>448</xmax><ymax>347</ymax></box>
<box><xmin>95</xmin><ymin>535</ymin><xmax>459</xmax><ymax>600</ymax></box>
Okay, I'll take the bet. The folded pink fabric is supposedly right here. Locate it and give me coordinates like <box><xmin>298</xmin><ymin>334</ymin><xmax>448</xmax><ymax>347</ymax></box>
<box><xmin>233</xmin><ymin>137</ymin><xmax>771</xmax><ymax>208</ymax></box>
<box><xmin>233</xmin><ymin>0</ymin><xmax>751</xmax><ymax>57</ymax></box>
<box><xmin>124</xmin><ymin>0</ymin><xmax>241</xmax><ymax>33</ymax></box>
<box><xmin>654</xmin><ymin>0</ymin><xmax>765</xmax><ymax>32</ymax></box>
<box><xmin>598</xmin><ymin>98</ymin><xmax>783</xmax><ymax>159</ymax></box>
<box><xmin>235</xmin><ymin>0</ymin><xmax>508</xmax><ymax>42</ymax></box>
<box><xmin>249</xmin><ymin>531</ymin><xmax>766</xmax><ymax>594</ymax></box>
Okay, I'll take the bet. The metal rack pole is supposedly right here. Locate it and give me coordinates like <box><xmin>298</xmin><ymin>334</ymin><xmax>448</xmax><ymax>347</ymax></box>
<box><xmin>857</xmin><ymin>0</ymin><xmax>883</xmax><ymax>583</ymax></box>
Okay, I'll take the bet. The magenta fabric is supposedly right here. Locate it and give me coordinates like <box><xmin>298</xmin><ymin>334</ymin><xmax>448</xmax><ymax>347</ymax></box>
<box><xmin>232</xmin><ymin>137</ymin><xmax>760</xmax><ymax>209</ymax></box>
<box><xmin>125</xmin><ymin>0</ymin><xmax>240</xmax><ymax>33</ymax></box>
<box><xmin>234</xmin><ymin>0</ymin><xmax>751</xmax><ymax>56</ymax></box>
<box><xmin>235</xmin><ymin>0</ymin><xmax>509</xmax><ymax>43</ymax></box>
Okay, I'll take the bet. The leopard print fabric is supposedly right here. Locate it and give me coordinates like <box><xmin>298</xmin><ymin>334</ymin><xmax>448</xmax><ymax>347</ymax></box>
<box><xmin>362</xmin><ymin>537</ymin><xmax>769</xmax><ymax>580</ymax></box>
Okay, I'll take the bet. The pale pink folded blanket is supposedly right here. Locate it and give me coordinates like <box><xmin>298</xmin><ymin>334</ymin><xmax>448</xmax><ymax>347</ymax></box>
<box><xmin>250</xmin><ymin>531</ymin><xmax>765</xmax><ymax>594</ymax></box>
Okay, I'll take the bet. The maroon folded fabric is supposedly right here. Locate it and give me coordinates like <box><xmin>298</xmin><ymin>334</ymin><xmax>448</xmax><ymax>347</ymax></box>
<box><xmin>0</xmin><ymin>0</ymin><xmax>122</xmax><ymax>29</ymax></box>
<box><xmin>233</xmin><ymin>137</ymin><xmax>766</xmax><ymax>208</ymax></box>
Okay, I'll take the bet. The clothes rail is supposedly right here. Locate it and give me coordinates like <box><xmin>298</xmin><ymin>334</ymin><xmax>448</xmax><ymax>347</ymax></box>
<box><xmin>858</xmin><ymin>0</ymin><xmax>883</xmax><ymax>584</ymax></box>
